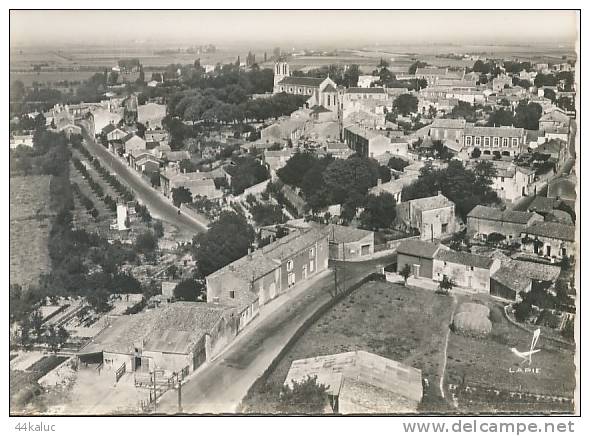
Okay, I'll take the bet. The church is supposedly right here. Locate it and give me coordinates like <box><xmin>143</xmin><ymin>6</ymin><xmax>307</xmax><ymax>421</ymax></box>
<box><xmin>273</xmin><ymin>62</ymin><xmax>340</xmax><ymax>111</ymax></box>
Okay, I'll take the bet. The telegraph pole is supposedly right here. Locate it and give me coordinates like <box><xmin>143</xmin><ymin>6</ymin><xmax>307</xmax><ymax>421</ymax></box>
<box><xmin>177</xmin><ymin>378</ymin><xmax>183</xmax><ymax>413</ymax></box>
<box><xmin>152</xmin><ymin>370</ymin><xmax>157</xmax><ymax>413</ymax></box>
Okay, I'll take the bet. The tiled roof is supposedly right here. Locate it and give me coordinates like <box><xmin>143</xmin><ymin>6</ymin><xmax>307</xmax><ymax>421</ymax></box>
<box><xmin>464</xmin><ymin>126</ymin><xmax>524</xmax><ymax>138</ymax></box>
<box><xmin>208</xmin><ymin>227</ymin><xmax>329</xmax><ymax>282</ymax></box>
<box><xmin>102</xmin><ymin>123</ymin><xmax>117</xmax><ymax>134</ymax></box>
<box><xmin>523</xmin><ymin>221</ymin><xmax>575</xmax><ymax>242</ymax></box>
<box><xmin>410</xmin><ymin>194</ymin><xmax>454</xmax><ymax>211</ymax></box>
<box><xmin>467</xmin><ymin>205</ymin><xmax>538</xmax><ymax>225</ymax></box>
<box><xmin>435</xmin><ymin>248</ymin><xmax>495</xmax><ymax>269</ymax></box>
<box><xmin>492</xmin><ymin>265</ymin><xmax>532</xmax><ymax>295</ymax></box>
<box><xmin>326</xmin><ymin>224</ymin><xmax>373</xmax><ymax>244</ymax></box>
<box><xmin>527</xmin><ymin>196</ymin><xmax>559</xmax><ymax>214</ymax></box>
<box><xmin>396</xmin><ymin>240</ymin><xmax>441</xmax><ymax>259</ymax></box>
<box><xmin>323</xmin><ymin>84</ymin><xmax>337</xmax><ymax>93</ymax></box>
<box><xmin>284</xmin><ymin>351</ymin><xmax>422</xmax><ymax>409</ymax></box>
<box><xmin>370</xmin><ymin>175</ymin><xmax>417</xmax><ymax>196</ymax></box>
<box><xmin>79</xmin><ymin>302</ymin><xmax>233</xmax><ymax>356</ymax></box>
<box><xmin>346</xmin><ymin>87</ymin><xmax>385</xmax><ymax>94</ymax></box>
<box><xmin>278</xmin><ymin>76</ymin><xmax>325</xmax><ymax>87</ymax></box>
<box><xmin>430</xmin><ymin>118</ymin><xmax>467</xmax><ymax>129</ymax></box>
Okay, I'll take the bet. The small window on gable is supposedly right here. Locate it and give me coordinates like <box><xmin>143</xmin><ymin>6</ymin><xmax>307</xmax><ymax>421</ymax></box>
<box><xmin>229</xmin><ymin>291</ymin><xmax>235</xmax><ymax>299</ymax></box>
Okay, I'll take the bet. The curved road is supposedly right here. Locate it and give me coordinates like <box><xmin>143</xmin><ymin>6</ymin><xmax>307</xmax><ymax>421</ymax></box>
<box><xmin>78</xmin><ymin>125</ymin><xmax>207</xmax><ymax>238</ymax></box>
<box><xmin>155</xmin><ymin>255</ymin><xmax>394</xmax><ymax>414</ymax></box>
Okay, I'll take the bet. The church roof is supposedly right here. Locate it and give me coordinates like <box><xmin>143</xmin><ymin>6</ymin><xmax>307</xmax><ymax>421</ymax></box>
<box><xmin>278</xmin><ymin>76</ymin><xmax>325</xmax><ymax>87</ymax></box>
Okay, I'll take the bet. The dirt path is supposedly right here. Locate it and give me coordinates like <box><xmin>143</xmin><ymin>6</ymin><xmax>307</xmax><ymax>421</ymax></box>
<box><xmin>438</xmin><ymin>294</ymin><xmax>458</xmax><ymax>401</ymax></box>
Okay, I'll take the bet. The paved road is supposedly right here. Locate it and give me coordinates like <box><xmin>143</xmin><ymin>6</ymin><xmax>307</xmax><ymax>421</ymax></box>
<box><xmin>78</xmin><ymin>124</ymin><xmax>206</xmax><ymax>238</ymax></box>
<box><xmin>156</xmin><ymin>255</ymin><xmax>395</xmax><ymax>414</ymax></box>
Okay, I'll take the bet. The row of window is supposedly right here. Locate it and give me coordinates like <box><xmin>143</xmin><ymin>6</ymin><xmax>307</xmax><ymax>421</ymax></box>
<box><xmin>286</xmin><ymin>248</ymin><xmax>315</xmax><ymax>271</ymax></box>
<box><xmin>465</xmin><ymin>136</ymin><xmax>519</xmax><ymax>148</ymax></box>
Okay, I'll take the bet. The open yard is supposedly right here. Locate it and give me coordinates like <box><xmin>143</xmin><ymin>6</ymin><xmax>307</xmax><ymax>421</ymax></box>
<box><xmin>445</xmin><ymin>294</ymin><xmax>576</xmax><ymax>413</ymax></box>
<box><xmin>242</xmin><ymin>281</ymin><xmax>455</xmax><ymax>413</ymax></box>
<box><xmin>10</xmin><ymin>175</ymin><xmax>54</xmax><ymax>288</ymax></box>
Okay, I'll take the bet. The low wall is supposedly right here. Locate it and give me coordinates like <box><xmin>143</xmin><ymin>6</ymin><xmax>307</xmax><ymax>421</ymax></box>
<box><xmin>239</xmin><ymin>272</ymin><xmax>385</xmax><ymax>412</ymax></box>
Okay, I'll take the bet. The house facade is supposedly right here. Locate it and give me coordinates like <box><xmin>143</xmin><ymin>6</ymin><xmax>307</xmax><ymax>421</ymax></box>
<box><xmin>396</xmin><ymin>239</ymin><xmax>441</xmax><ymax>279</ymax></box>
<box><xmin>463</xmin><ymin>125</ymin><xmax>525</xmax><ymax>157</ymax></box>
<box><xmin>467</xmin><ymin>205</ymin><xmax>544</xmax><ymax>241</ymax></box>
<box><xmin>520</xmin><ymin>221</ymin><xmax>575</xmax><ymax>259</ymax></box>
<box><xmin>433</xmin><ymin>248</ymin><xmax>500</xmax><ymax>292</ymax></box>
<box><xmin>206</xmin><ymin>227</ymin><xmax>330</xmax><ymax>331</ymax></box>
<box><xmin>327</xmin><ymin>224</ymin><xmax>375</xmax><ymax>260</ymax></box>
<box><xmin>397</xmin><ymin>194</ymin><xmax>458</xmax><ymax>241</ymax></box>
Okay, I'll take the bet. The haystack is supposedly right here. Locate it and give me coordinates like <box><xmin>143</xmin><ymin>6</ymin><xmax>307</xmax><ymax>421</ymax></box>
<box><xmin>453</xmin><ymin>302</ymin><xmax>492</xmax><ymax>338</ymax></box>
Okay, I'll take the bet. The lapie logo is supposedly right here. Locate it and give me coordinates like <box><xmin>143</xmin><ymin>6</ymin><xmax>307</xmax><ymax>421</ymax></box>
<box><xmin>509</xmin><ymin>328</ymin><xmax>541</xmax><ymax>369</ymax></box>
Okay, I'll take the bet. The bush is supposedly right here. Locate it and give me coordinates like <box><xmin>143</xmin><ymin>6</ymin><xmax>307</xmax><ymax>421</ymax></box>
<box><xmin>488</xmin><ymin>305</ymin><xmax>504</xmax><ymax>324</ymax></box>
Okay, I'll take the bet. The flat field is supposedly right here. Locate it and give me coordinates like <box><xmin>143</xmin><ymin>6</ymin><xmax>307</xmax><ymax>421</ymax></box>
<box><xmin>9</xmin><ymin>175</ymin><xmax>54</xmax><ymax>288</ymax></box>
<box><xmin>243</xmin><ymin>281</ymin><xmax>455</xmax><ymax>413</ymax></box>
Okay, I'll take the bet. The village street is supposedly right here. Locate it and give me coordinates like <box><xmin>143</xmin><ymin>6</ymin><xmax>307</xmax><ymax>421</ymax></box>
<box><xmin>78</xmin><ymin>123</ymin><xmax>206</xmax><ymax>239</ymax></box>
<box><xmin>156</xmin><ymin>255</ymin><xmax>395</xmax><ymax>414</ymax></box>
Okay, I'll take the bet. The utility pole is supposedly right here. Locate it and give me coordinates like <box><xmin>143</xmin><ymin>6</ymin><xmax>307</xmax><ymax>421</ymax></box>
<box><xmin>177</xmin><ymin>378</ymin><xmax>183</xmax><ymax>413</ymax></box>
<box><xmin>152</xmin><ymin>370</ymin><xmax>157</xmax><ymax>413</ymax></box>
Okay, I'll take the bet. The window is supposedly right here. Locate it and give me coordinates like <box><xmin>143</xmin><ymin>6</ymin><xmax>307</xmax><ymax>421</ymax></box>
<box><xmin>474</xmin><ymin>136</ymin><xmax>481</xmax><ymax>146</ymax></box>
<box><xmin>502</xmin><ymin>137</ymin><xmax>509</xmax><ymax>147</ymax></box>
<box><xmin>484</xmin><ymin>137</ymin><xmax>491</xmax><ymax>147</ymax></box>
<box><xmin>465</xmin><ymin>136</ymin><xmax>472</xmax><ymax>146</ymax></box>
<box><xmin>298</xmin><ymin>88</ymin><xmax>302</xmax><ymax>93</ymax></box>
<box><xmin>288</xmin><ymin>272</ymin><xmax>296</xmax><ymax>287</ymax></box>
<box><xmin>511</xmin><ymin>138</ymin><xmax>518</xmax><ymax>147</ymax></box>
<box><xmin>309</xmin><ymin>247</ymin><xmax>315</xmax><ymax>258</ymax></box>
<box><xmin>287</xmin><ymin>260</ymin><xmax>293</xmax><ymax>271</ymax></box>
<box><xmin>493</xmin><ymin>137</ymin><xmax>500</xmax><ymax>147</ymax></box>
<box><xmin>229</xmin><ymin>291</ymin><xmax>235</xmax><ymax>299</ymax></box>
<box><xmin>441</xmin><ymin>223</ymin><xmax>448</xmax><ymax>233</ymax></box>
<box><xmin>501</xmin><ymin>177</ymin><xmax>505</xmax><ymax>182</ymax></box>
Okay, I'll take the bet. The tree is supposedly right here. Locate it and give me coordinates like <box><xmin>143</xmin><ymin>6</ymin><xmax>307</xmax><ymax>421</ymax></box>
<box><xmin>152</xmin><ymin>220</ymin><xmax>164</xmax><ymax>239</ymax></box>
<box><xmin>409</xmin><ymin>61</ymin><xmax>428</xmax><ymax>75</ymax></box>
<box><xmin>10</xmin><ymin>80</ymin><xmax>26</xmax><ymax>101</ymax></box>
<box><xmin>377</xmin><ymin>165</ymin><xmax>392</xmax><ymax>183</ymax></box>
<box><xmin>449</xmin><ymin>101</ymin><xmax>476</xmax><ymax>122</ymax></box>
<box><xmin>388</xmin><ymin>157</ymin><xmax>409</xmax><ymax>171</ymax></box>
<box><xmin>514</xmin><ymin>301</ymin><xmax>532</xmax><ymax>322</ymax></box>
<box><xmin>359</xmin><ymin>193</ymin><xmax>396</xmax><ymax>230</ymax></box>
<box><xmin>179</xmin><ymin>159</ymin><xmax>197</xmax><ymax>173</ymax></box>
<box><xmin>471</xmin><ymin>147</ymin><xmax>481</xmax><ymax>158</ymax></box>
<box><xmin>171</xmin><ymin>186</ymin><xmax>193</xmax><ymax>208</ymax></box>
<box><xmin>251</xmin><ymin>203</ymin><xmax>286</xmax><ymax>227</ymax></box>
<box><xmin>437</xmin><ymin>275</ymin><xmax>455</xmax><ymax>295</ymax></box>
<box><xmin>514</xmin><ymin>101</ymin><xmax>543</xmax><ymax>130</ymax></box>
<box><xmin>30</xmin><ymin>310</ymin><xmax>44</xmax><ymax>338</ymax></box>
<box><xmin>400</xmin><ymin>264</ymin><xmax>412</xmax><ymax>286</ymax></box>
<box><xmin>194</xmin><ymin>212</ymin><xmax>255</xmax><ymax>277</ymax></box>
<box><xmin>173</xmin><ymin>279</ymin><xmax>205</xmax><ymax>301</ymax></box>
<box><xmin>393</xmin><ymin>94</ymin><xmax>418</xmax><ymax>116</ymax></box>
<box><xmin>86</xmin><ymin>288</ymin><xmax>112</xmax><ymax>313</ymax></box>
<box><xmin>486</xmin><ymin>232</ymin><xmax>506</xmax><ymax>246</ymax></box>
<box><xmin>342</xmin><ymin>64</ymin><xmax>360</xmax><ymax>88</ymax></box>
<box><xmin>277</xmin><ymin>375</ymin><xmax>329</xmax><ymax>414</ymax></box>
<box><xmin>135</xmin><ymin>231</ymin><xmax>158</xmax><ymax>254</ymax></box>
<box><xmin>277</xmin><ymin>152</ymin><xmax>317</xmax><ymax>187</ymax></box>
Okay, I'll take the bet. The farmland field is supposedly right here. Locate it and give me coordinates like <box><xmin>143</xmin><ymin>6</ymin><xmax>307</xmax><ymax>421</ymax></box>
<box><xmin>9</xmin><ymin>175</ymin><xmax>54</xmax><ymax>288</ymax></box>
<box><xmin>242</xmin><ymin>281</ymin><xmax>455</xmax><ymax>413</ymax></box>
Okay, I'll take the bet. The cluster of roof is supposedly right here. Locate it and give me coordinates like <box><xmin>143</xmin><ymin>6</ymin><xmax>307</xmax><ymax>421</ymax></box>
<box><xmin>409</xmin><ymin>193</ymin><xmax>455</xmax><ymax>211</ymax></box>
<box><xmin>434</xmin><ymin>248</ymin><xmax>495</xmax><ymax>269</ymax></box>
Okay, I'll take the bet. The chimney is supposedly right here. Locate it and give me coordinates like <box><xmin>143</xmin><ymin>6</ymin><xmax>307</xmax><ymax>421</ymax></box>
<box><xmin>437</xmin><ymin>190</ymin><xmax>442</xmax><ymax>196</ymax></box>
<box><xmin>377</xmin><ymin>178</ymin><xmax>382</xmax><ymax>186</ymax></box>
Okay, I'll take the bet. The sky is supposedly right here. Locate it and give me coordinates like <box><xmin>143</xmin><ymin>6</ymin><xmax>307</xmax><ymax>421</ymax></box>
<box><xmin>10</xmin><ymin>10</ymin><xmax>579</xmax><ymax>48</ymax></box>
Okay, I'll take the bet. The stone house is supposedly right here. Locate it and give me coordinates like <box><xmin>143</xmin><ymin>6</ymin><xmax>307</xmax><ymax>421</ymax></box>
<box><xmin>123</xmin><ymin>134</ymin><xmax>147</xmax><ymax>155</ymax></box>
<box><xmin>77</xmin><ymin>302</ymin><xmax>238</xmax><ymax>375</ymax></box>
<box><xmin>463</xmin><ymin>125</ymin><xmax>525</xmax><ymax>157</ymax></box>
<box><xmin>396</xmin><ymin>193</ymin><xmax>457</xmax><ymax>241</ymax></box>
<box><xmin>206</xmin><ymin>227</ymin><xmax>330</xmax><ymax>331</ymax></box>
<box><xmin>433</xmin><ymin>248</ymin><xmax>500</xmax><ymax>292</ymax></box>
<box><xmin>467</xmin><ymin>205</ymin><xmax>544</xmax><ymax>241</ymax></box>
<box><xmin>396</xmin><ymin>239</ymin><xmax>442</xmax><ymax>279</ymax></box>
<box><xmin>327</xmin><ymin>224</ymin><xmax>375</xmax><ymax>260</ymax></box>
<box><xmin>520</xmin><ymin>221</ymin><xmax>575</xmax><ymax>259</ymax></box>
